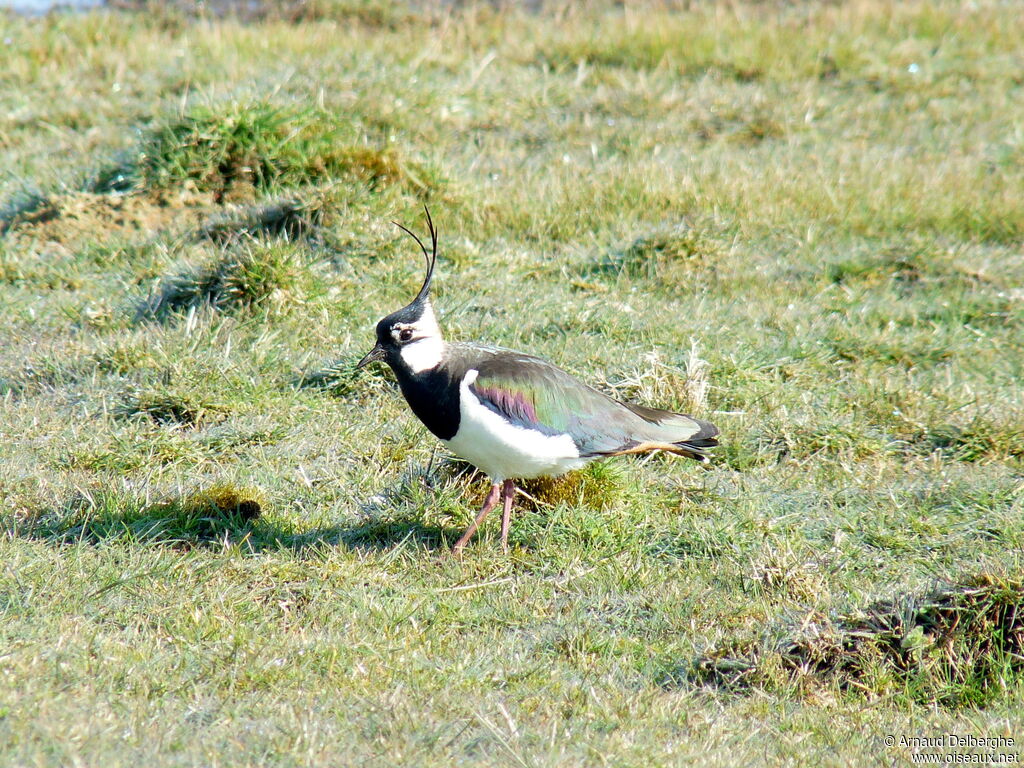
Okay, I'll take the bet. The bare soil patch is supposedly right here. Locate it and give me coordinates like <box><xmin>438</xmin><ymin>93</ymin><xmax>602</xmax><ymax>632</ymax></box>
<box><xmin>3</xmin><ymin>187</ymin><xmax>217</xmax><ymax>248</ymax></box>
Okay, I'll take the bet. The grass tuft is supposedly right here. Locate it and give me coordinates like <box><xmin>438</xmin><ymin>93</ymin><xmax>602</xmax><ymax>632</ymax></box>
<box><xmin>115</xmin><ymin>388</ymin><xmax>226</xmax><ymax>428</ymax></box>
<box><xmin>588</xmin><ymin>223</ymin><xmax>721</xmax><ymax>282</ymax></box>
<box><xmin>602</xmin><ymin>346</ymin><xmax>711</xmax><ymax>415</ymax></box>
<box><xmin>137</xmin><ymin>102</ymin><xmax>339</xmax><ymax>199</ymax></box>
<box><xmin>91</xmin><ymin>101</ymin><xmax>441</xmax><ymax>202</ymax></box>
<box><xmin>908</xmin><ymin>421</ymin><xmax>1024</xmax><ymax>462</ymax></box>
<box><xmin>138</xmin><ymin>241</ymin><xmax>302</xmax><ymax>320</ymax></box>
<box><xmin>689</xmin><ymin>572</ymin><xmax>1024</xmax><ymax>708</ymax></box>
<box><xmin>827</xmin><ymin>249</ymin><xmax>928</xmax><ymax>288</ymax></box>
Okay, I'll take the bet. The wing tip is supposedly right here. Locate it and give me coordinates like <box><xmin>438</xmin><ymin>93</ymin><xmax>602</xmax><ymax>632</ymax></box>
<box><xmin>672</xmin><ymin>438</ymin><xmax>717</xmax><ymax>463</ymax></box>
<box><xmin>602</xmin><ymin>436</ymin><xmax>719</xmax><ymax>463</ymax></box>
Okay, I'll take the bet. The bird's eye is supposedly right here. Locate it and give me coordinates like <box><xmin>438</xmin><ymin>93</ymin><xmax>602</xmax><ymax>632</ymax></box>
<box><xmin>398</xmin><ymin>328</ymin><xmax>414</xmax><ymax>342</ymax></box>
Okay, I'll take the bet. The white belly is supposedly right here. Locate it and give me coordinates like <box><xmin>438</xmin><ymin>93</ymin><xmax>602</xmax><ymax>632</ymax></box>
<box><xmin>442</xmin><ymin>371</ymin><xmax>588</xmax><ymax>482</ymax></box>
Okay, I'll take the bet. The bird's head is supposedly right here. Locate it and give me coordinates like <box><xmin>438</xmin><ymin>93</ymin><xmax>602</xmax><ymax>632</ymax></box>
<box><xmin>357</xmin><ymin>206</ymin><xmax>445</xmax><ymax>374</ymax></box>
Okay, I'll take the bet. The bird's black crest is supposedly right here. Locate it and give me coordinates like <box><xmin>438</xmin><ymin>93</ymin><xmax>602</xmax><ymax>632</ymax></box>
<box><xmin>393</xmin><ymin>205</ymin><xmax>438</xmax><ymax>303</ymax></box>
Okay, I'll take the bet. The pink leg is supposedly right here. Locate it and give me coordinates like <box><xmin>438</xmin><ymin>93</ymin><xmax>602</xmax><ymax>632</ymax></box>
<box><xmin>499</xmin><ymin>479</ymin><xmax>516</xmax><ymax>553</ymax></box>
<box><xmin>453</xmin><ymin>483</ymin><xmax>501</xmax><ymax>555</ymax></box>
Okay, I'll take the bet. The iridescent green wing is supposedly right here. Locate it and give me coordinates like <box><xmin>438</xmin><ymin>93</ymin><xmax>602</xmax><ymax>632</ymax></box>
<box><xmin>470</xmin><ymin>354</ymin><xmax>633</xmax><ymax>454</ymax></box>
<box><xmin>470</xmin><ymin>352</ymin><xmax>718</xmax><ymax>458</ymax></box>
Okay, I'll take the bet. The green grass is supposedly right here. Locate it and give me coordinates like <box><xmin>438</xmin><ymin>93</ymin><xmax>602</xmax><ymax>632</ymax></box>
<box><xmin>1</xmin><ymin>1</ymin><xmax>1023</xmax><ymax>765</ymax></box>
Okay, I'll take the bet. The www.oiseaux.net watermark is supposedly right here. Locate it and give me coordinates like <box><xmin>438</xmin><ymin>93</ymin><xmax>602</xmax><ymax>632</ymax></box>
<box><xmin>883</xmin><ymin>734</ymin><xmax>1019</xmax><ymax>764</ymax></box>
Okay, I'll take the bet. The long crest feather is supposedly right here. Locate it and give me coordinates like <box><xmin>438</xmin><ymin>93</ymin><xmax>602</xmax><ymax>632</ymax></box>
<box><xmin>392</xmin><ymin>205</ymin><xmax>438</xmax><ymax>303</ymax></box>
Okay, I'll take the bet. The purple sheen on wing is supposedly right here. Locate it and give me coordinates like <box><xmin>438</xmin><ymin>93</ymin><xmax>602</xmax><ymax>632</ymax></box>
<box><xmin>475</xmin><ymin>385</ymin><xmax>539</xmax><ymax>424</ymax></box>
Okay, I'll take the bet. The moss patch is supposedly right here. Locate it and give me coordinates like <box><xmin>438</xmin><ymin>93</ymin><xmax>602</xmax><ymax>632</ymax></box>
<box><xmin>35</xmin><ymin>484</ymin><xmax>265</xmax><ymax>545</ymax></box>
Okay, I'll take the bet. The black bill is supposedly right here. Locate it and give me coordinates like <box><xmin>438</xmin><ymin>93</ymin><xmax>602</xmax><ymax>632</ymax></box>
<box><xmin>356</xmin><ymin>343</ymin><xmax>386</xmax><ymax>369</ymax></box>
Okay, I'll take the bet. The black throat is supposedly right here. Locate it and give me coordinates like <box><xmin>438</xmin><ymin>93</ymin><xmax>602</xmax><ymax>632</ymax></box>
<box><xmin>386</xmin><ymin>356</ymin><xmax>462</xmax><ymax>441</ymax></box>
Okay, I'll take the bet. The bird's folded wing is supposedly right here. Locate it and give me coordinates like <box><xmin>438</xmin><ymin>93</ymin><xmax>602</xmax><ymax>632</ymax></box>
<box><xmin>469</xmin><ymin>355</ymin><xmax>713</xmax><ymax>457</ymax></box>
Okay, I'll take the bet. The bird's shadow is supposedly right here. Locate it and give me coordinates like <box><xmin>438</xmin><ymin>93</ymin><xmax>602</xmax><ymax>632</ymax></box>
<box><xmin>295</xmin><ymin>517</ymin><xmax>458</xmax><ymax>554</ymax></box>
<box><xmin>11</xmin><ymin>484</ymin><xmax>467</xmax><ymax>556</ymax></box>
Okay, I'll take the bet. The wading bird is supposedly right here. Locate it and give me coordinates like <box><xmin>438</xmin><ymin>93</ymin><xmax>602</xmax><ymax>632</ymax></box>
<box><xmin>357</xmin><ymin>208</ymin><xmax>719</xmax><ymax>554</ymax></box>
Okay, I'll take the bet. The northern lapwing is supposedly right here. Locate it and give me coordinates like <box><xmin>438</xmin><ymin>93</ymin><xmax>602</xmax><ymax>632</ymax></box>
<box><xmin>357</xmin><ymin>207</ymin><xmax>719</xmax><ymax>554</ymax></box>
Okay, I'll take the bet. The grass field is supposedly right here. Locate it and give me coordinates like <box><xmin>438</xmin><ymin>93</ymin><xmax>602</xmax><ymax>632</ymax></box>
<box><xmin>1</xmin><ymin>1</ymin><xmax>1023</xmax><ymax>765</ymax></box>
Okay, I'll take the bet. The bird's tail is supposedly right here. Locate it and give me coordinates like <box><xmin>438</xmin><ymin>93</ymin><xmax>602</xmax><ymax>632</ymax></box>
<box><xmin>603</xmin><ymin>404</ymin><xmax>720</xmax><ymax>462</ymax></box>
<box><xmin>608</xmin><ymin>426</ymin><xmax>719</xmax><ymax>463</ymax></box>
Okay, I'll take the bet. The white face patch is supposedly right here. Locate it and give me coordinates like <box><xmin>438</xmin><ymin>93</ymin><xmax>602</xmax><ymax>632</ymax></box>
<box><xmin>395</xmin><ymin>300</ymin><xmax>445</xmax><ymax>373</ymax></box>
<box><xmin>399</xmin><ymin>336</ymin><xmax>446</xmax><ymax>373</ymax></box>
